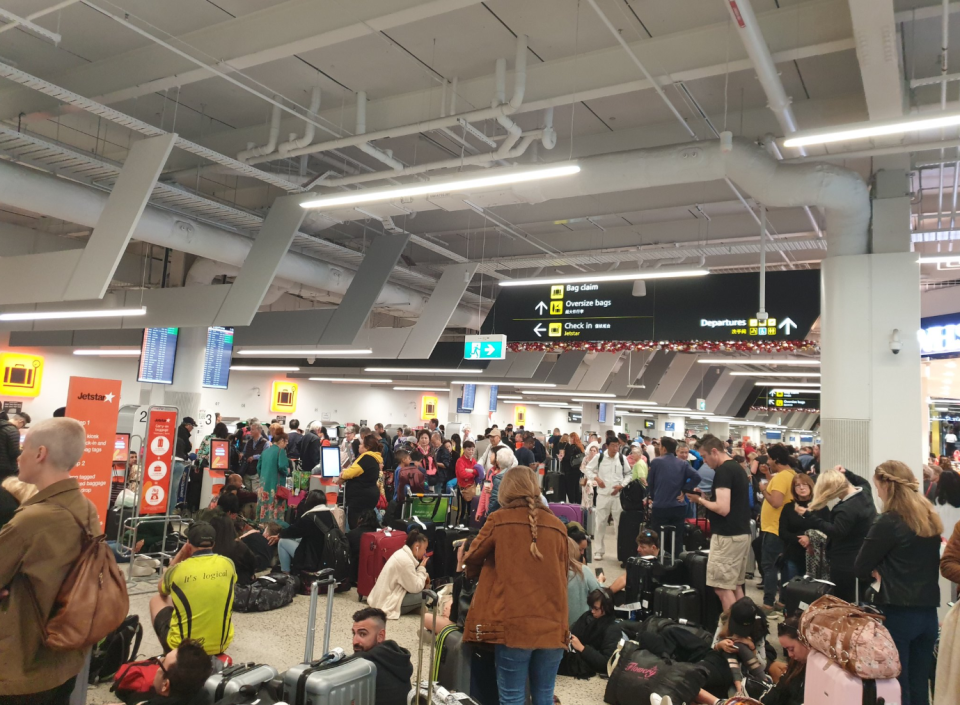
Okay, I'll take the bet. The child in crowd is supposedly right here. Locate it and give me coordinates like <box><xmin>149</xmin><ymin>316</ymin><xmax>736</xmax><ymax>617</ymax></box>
<box><xmin>696</xmin><ymin>597</ymin><xmax>772</xmax><ymax>703</ymax></box>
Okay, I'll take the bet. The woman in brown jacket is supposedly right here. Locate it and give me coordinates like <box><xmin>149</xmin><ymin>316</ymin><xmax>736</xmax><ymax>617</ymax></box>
<box><xmin>942</xmin><ymin>519</ymin><xmax>960</xmax><ymax>585</ymax></box>
<box><xmin>464</xmin><ymin>465</ymin><xmax>569</xmax><ymax>705</ymax></box>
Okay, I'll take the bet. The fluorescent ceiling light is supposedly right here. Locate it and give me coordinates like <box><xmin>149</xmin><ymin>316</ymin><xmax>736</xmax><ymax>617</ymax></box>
<box><xmin>498</xmin><ymin>394</ymin><xmax>523</xmax><ymax>399</ymax></box>
<box><xmin>309</xmin><ymin>377</ymin><xmax>392</xmax><ymax>383</ymax></box>
<box><xmin>697</xmin><ymin>358</ymin><xmax>819</xmax><ymax>366</ymax></box>
<box><xmin>730</xmin><ymin>371</ymin><xmax>822</xmax><ymax>377</ymax></box>
<box><xmin>450</xmin><ymin>380</ymin><xmax>556</xmax><ymax>387</ymax></box>
<box><xmin>918</xmin><ymin>255</ymin><xmax>960</xmax><ymax>265</ymax></box>
<box><xmin>238</xmin><ymin>349</ymin><xmax>372</xmax><ymax>355</ymax></box>
<box><xmin>498</xmin><ymin>268</ymin><xmax>708</xmax><ymax>287</ymax></box>
<box><xmin>613</xmin><ymin>401</ymin><xmax>658</xmax><ymax>407</ymax></box>
<box><xmin>393</xmin><ymin>386</ymin><xmax>448</xmax><ymax>391</ymax></box>
<box><xmin>301</xmin><ymin>164</ymin><xmax>580</xmax><ymax>209</ymax></box>
<box><xmin>571</xmin><ymin>397</ymin><xmax>623</xmax><ymax>403</ymax></box>
<box><xmin>538</xmin><ymin>403</ymin><xmax>572</xmax><ymax>408</ymax></box>
<box><xmin>366</xmin><ymin>367</ymin><xmax>483</xmax><ymax>374</ymax></box>
<box><xmin>521</xmin><ymin>390</ymin><xmax>613</xmax><ymax>397</ymax></box>
<box><xmin>0</xmin><ymin>306</ymin><xmax>147</xmax><ymax>321</ymax></box>
<box><xmin>73</xmin><ymin>348</ymin><xmax>141</xmax><ymax>357</ymax></box>
<box><xmin>230</xmin><ymin>365</ymin><xmax>300</xmax><ymax>372</ymax></box>
<box><xmin>783</xmin><ymin>111</ymin><xmax>960</xmax><ymax>148</ymax></box>
<box><xmin>754</xmin><ymin>382</ymin><xmax>821</xmax><ymax>388</ymax></box>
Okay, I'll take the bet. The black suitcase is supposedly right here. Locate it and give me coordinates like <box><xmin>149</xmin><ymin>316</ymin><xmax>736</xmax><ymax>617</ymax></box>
<box><xmin>682</xmin><ymin>550</ymin><xmax>723</xmax><ymax>632</ymax></box>
<box><xmin>782</xmin><ymin>575</ymin><xmax>835</xmax><ymax>617</ymax></box>
<box><xmin>624</xmin><ymin>556</ymin><xmax>659</xmax><ymax>606</ymax></box>
<box><xmin>617</xmin><ymin>509</ymin><xmax>646</xmax><ymax>564</ymax></box>
<box><xmin>434</xmin><ymin>526</ymin><xmax>473</xmax><ymax>581</ymax></box>
<box><xmin>542</xmin><ymin>472</ymin><xmax>563</xmax><ymax>502</ymax></box>
<box><xmin>653</xmin><ymin>585</ymin><xmax>700</xmax><ymax>624</ymax></box>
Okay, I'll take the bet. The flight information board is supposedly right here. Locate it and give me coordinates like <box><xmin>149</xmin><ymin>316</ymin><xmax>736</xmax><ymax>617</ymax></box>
<box><xmin>489</xmin><ymin>385</ymin><xmax>499</xmax><ymax>412</ymax></box>
<box><xmin>138</xmin><ymin>327</ymin><xmax>179</xmax><ymax>385</ymax></box>
<box><xmin>202</xmin><ymin>326</ymin><xmax>234</xmax><ymax>390</ymax></box>
<box><xmin>481</xmin><ymin>271</ymin><xmax>820</xmax><ymax>342</ymax></box>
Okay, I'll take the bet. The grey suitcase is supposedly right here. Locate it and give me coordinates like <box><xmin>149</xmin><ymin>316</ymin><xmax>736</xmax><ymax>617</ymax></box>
<box><xmin>204</xmin><ymin>663</ymin><xmax>280</xmax><ymax>702</ymax></box>
<box><xmin>435</xmin><ymin>625</ymin><xmax>470</xmax><ymax>693</ymax></box>
<box><xmin>282</xmin><ymin>570</ymin><xmax>377</xmax><ymax>705</ymax></box>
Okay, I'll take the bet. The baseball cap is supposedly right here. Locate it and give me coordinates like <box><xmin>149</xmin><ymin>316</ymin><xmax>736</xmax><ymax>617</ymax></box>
<box><xmin>182</xmin><ymin>416</ymin><xmax>197</xmax><ymax>426</ymax></box>
<box><xmin>729</xmin><ymin>599</ymin><xmax>760</xmax><ymax>637</ymax></box>
<box><xmin>187</xmin><ymin>522</ymin><xmax>216</xmax><ymax>548</ymax></box>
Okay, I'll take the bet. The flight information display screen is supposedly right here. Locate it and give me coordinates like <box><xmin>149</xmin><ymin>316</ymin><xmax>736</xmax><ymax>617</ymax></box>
<box><xmin>202</xmin><ymin>326</ymin><xmax>234</xmax><ymax>390</ymax></box>
<box><xmin>138</xmin><ymin>327</ymin><xmax>179</xmax><ymax>385</ymax></box>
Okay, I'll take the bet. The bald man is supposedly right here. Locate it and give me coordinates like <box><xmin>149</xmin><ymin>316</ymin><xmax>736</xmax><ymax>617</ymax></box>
<box><xmin>0</xmin><ymin>418</ymin><xmax>100</xmax><ymax>704</ymax></box>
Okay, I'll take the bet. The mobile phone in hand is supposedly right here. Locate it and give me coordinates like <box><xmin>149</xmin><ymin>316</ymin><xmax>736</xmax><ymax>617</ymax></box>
<box><xmin>595</xmin><ymin>568</ymin><xmax>603</xmax><ymax>577</ymax></box>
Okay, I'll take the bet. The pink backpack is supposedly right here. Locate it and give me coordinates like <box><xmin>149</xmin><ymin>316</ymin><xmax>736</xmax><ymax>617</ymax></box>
<box><xmin>799</xmin><ymin>595</ymin><xmax>901</xmax><ymax>680</ymax></box>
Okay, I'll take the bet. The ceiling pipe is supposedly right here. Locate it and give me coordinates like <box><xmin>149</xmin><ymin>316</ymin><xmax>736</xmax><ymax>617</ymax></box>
<box><xmin>237</xmin><ymin>102</ymin><xmax>282</xmax><ymax>162</ymax></box>
<box><xmin>355</xmin><ymin>91</ymin><xmax>405</xmax><ymax>171</ymax></box>
<box><xmin>278</xmin><ymin>85</ymin><xmax>322</xmax><ymax>156</ymax></box>
<box><xmin>265</xmin><ymin>33</ymin><xmax>530</xmax><ymax>163</ymax></box>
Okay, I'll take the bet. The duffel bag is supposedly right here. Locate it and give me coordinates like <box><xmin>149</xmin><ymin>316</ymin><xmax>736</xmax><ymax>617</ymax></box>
<box><xmin>233</xmin><ymin>574</ymin><xmax>297</xmax><ymax>613</ymax></box>
<box><xmin>799</xmin><ymin>594</ymin><xmax>901</xmax><ymax>680</ymax></box>
<box><xmin>604</xmin><ymin>641</ymin><xmax>707</xmax><ymax>705</ymax></box>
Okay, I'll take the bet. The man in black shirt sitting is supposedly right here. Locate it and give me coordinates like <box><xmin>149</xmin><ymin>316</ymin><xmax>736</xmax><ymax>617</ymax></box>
<box><xmin>686</xmin><ymin>434</ymin><xmax>752</xmax><ymax>612</ymax></box>
<box><xmin>351</xmin><ymin>608</ymin><xmax>413</xmax><ymax>705</ymax></box>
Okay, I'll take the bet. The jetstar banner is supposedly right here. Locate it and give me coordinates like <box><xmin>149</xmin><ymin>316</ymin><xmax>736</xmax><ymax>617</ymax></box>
<box><xmin>65</xmin><ymin>376</ymin><xmax>123</xmax><ymax>531</ymax></box>
<box><xmin>140</xmin><ymin>408</ymin><xmax>178</xmax><ymax>515</ymax></box>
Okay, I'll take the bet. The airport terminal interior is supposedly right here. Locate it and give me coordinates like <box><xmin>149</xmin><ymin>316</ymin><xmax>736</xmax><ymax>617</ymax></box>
<box><xmin>2</xmin><ymin>1</ymin><xmax>960</xmax><ymax>705</ymax></box>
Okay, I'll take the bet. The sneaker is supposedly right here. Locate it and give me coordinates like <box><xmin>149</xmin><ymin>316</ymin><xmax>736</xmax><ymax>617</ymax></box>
<box><xmin>594</xmin><ymin>552</ymin><xmax>605</xmax><ymax>560</ymax></box>
<box><xmin>761</xmin><ymin>603</ymin><xmax>776</xmax><ymax>614</ymax></box>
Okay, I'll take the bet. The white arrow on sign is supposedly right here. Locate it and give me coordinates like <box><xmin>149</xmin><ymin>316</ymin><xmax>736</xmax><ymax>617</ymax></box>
<box><xmin>535</xmin><ymin>301</ymin><xmax>548</xmax><ymax>314</ymax></box>
<box><xmin>484</xmin><ymin>344</ymin><xmax>496</xmax><ymax>355</ymax></box>
<box><xmin>534</xmin><ymin>323</ymin><xmax>545</xmax><ymax>337</ymax></box>
<box><xmin>778</xmin><ymin>317</ymin><xmax>797</xmax><ymax>335</ymax></box>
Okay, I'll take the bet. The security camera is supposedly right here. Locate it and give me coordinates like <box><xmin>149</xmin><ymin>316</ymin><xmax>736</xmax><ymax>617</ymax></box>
<box><xmin>890</xmin><ymin>329</ymin><xmax>902</xmax><ymax>355</ymax></box>
<box><xmin>307</xmin><ymin>356</ymin><xmax>316</xmax><ymax>365</ymax></box>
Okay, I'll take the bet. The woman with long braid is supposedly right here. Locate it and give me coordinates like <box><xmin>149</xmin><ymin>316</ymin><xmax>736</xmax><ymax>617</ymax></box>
<box><xmin>463</xmin><ymin>465</ymin><xmax>569</xmax><ymax>705</ymax></box>
<box><xmin>855</xmin><ymin>460</ymin><xmax>943</xmax><ymax>705</ymax></box>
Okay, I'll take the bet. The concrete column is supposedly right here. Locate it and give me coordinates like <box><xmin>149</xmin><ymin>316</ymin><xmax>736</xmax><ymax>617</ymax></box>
<box><xmin>163</xmin><ymin>326</ymin><xmax>206</xmax><ymax>440</ymax></box>
<box><xmin>581</xmin><ymin>402</ymin><xmax>600</xmax><ymax>438</ymax></box>
<box><xmin>820</xmin><ymin>162</ymin><xmax>923</xmax><ymax>479</ymax></box>
<box><xmin>707</xmin><ymin>421</ymin><xmax>730</xmax><ymax>441</ymax></box>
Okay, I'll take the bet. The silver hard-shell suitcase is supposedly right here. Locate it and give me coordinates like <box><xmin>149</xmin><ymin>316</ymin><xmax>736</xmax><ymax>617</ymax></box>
<box><xmin>204</xmin><ymin>663</ymin><xmax>280</xmax><ymax>702</ymax></box>
<box><xmin>282</xmin><ymin>569</ymin><xmax>377</xmax><ymax>705</ymax></box>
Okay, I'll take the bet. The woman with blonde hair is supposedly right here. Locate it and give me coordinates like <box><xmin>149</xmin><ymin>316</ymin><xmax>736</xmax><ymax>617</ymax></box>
<box><xmin>855</xmin><ymin>461</ymin><xmax>942</xmax><ymax>705</ymax></box>
<box><xmin>796</xmin><ymin>465</ymin><xmax>876</xmax><ymax>602</ymax></box>
<box><xmin>565</xmin><ymin>535</ymin><xmax>601</xmax><ymax>627</ymax></box>
<box><xmin>560</xmin><ymin>431</ymin><xmax>586</xmax><ymax>504</ymax></box>
<box><xmin>464</xmin><ymin>465</ymin><xmax>569</xmax><ymax>705</ymax></box>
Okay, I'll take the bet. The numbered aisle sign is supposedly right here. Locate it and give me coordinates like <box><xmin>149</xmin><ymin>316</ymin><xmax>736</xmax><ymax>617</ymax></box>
<box><xmin>140</xmin><ymin>409</ymin><xmax>178</xmax><ymax>515</ymax></box>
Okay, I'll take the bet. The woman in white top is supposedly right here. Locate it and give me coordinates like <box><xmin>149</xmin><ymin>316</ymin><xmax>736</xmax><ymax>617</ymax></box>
<box><xmin>935</xmin><ymin>469</ymin><xmax>960</xmax><ymax>541</ymax></box>
<box><xmin>367</xmin><ymin>529</ymin><xmax>430</xmax><ymax>619</ymax></box>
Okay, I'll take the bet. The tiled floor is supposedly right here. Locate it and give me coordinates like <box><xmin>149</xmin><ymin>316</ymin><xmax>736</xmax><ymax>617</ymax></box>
<box><xmin>88</xmin><ymin>521</ymin><xmax>772</xmax><ymax>705</ymax></box>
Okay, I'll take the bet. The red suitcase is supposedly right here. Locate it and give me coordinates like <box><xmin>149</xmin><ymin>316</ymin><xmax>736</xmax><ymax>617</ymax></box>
<box><xmin>684</xmin><ymin>517</ymin><xmax>711</xmax><ymax>538</ymax></box>
<box><xmin>357</xmin><ymin>528</ymin><xmax>406</xmax><ymax>598</ymax></box>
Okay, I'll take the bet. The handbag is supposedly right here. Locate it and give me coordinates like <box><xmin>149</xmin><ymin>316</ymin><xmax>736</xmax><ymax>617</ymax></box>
<box><xmin>799</xmin><ymin>594</ymin><xmax>901</xmax><ymax>680</ymax></box>
<box><xmin>455</xmin><ymin>575</ymin><xmax>478</xmax><ymax>629</ymax></box>
<box><xmin>275</xmin><ymin>484</ymin><xmax>291</xmax><ymax>501</ymax></box>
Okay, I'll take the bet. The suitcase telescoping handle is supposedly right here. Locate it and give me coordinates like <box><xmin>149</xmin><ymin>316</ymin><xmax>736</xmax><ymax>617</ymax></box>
<box><xmin>303</xmin><ymin>568</ymin><xmax>336</xmax><ymax>663</ymax></box>
<box><xmin>412</xmin><ymin>589</ymin><xmax>440</xmax><ymax>705</ymax></box>
<box><xmin>659</xmin><ymin>525</ymin><xmax>677</xmax><ymax>567</ymax></box>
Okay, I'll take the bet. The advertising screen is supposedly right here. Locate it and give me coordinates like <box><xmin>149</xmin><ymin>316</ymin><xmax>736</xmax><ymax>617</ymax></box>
<box><xmin>211</xmin><ymin>439</ymin><xmax>230</xmax><ymax>470</ymax></box>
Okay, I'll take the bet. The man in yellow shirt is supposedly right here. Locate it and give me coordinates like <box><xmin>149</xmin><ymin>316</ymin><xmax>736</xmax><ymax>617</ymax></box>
<box><xmin>758</xmin><ymin>445</ymin><xmax>796</xmax><ymax>612</ymax></box>
<box><xmin>149</xmin><ymin>522</ymin><xmax>237</xmax><ymax>656</ymax></box>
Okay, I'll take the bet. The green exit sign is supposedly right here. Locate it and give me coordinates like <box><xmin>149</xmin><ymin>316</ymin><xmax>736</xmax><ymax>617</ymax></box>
<box><xmin>464</xmin><ymin>334</ymin><xmax>507</xmax><ymax>360</ymax></box>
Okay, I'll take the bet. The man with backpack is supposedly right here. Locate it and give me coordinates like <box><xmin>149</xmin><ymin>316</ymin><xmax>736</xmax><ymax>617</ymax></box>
<box><xmin>583</xmin><ymin>436</ymin><xmax>633</xmax><ymax>560</ymax></box>
<box><xmin>0</xmin><ymin>418</ymin><xmax>103</xmax><ymax>704</ymax></box>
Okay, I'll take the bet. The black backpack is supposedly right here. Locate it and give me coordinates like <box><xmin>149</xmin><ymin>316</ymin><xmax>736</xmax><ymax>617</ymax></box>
<box><xmin>88</xmin><ymin>615</ymin><xmax>143</xmax><ymax>684</ymax></box>
<box><xmin>320</xmin><ymin>521</ymin><xmax>351</xmax><ymax>584</ymax></box>
<box><xmin>619</xmin><ymin>480</ymin><xmax>646</xmax><ymax>512</ymax></box>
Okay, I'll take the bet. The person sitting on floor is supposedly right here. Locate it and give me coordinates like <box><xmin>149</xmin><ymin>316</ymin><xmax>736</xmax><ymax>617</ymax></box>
<box><xmin>559</xmin><ymin>588</ymin><xmax>622</xmax><ymax>679</ymax></box>
<box><xmin>607</xmin><ymin>528</ymin><xmax>660</xmax><ymax>595</ymax></box>
<box><xmin>696</xmin><ymin>597</ymin><xmax>772</xmax><ymax>703</ymax></box>
<box><xmin>351</xmin><ymin>607</ymin><xmax>413</xmax><ymax>705</ymax></box>
<box><xmin>566</xmin><ymin>536</ymin><xmax>602</xmax><ymax>627</ymax></box>
<box><xmin>135</xmin><ymin>640</ymin><xmax>212</xmax><ymax>705</ymax></box>
<box><xmin>149</xmin><ymin>522</ymin><xmax>237</xmax><ymax>656</ymax></box>
<box><xmin>237</xmin><ymin>518</ymin><xmax>275</xmax><ymax>572</ymax></box>
<box><xmin>366</xmin><ymin>529</ymin><xmax>430</xmax><ymax>619</ymax></box>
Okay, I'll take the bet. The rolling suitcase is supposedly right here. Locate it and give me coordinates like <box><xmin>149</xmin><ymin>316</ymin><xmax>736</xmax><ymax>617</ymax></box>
<box><xmin>357</xmin><ymin>528</ymin><xmax>406</xmax><ymax>598</ymax></box>
<box><xmin>624</xmin><ymin>556</ymin><xmax>659</xmax><ymax>607</ymax></box>
<box><xmin>548</xmin><ymin>502</ymin><xmax>582</xmax><ymax>525</ymax></box>
<box><xmin>803</xmin><ymin>649</ymin><xmax>901</xmax><ymax>705</ymax></box>
<box><xmin>653</xmin><ymin>585</ymin><xmax>700</xmax><ymax>624</ymax></box>
<box><xmin>682</xmin><ymin>550</ymin><xmax>723</xmax><ymax>632</ymax></box>
<box><xmin>204</xmin><ymin>663</ymin><xmax>279</xmax><ymax>703</ymax></box>
<box><xmin>433</xmin><ymin>526</ymin><xmax>473</xmax><ymax>582</ymax></box>
<box><xmin>434</xmin><ymin>625</ymin><xmax>470</xmax><ymax>693</ymax></box>
<box><xmin>617</xmin><ymin>509</ymin><xmax>646</xmax><ymax>565</ymax></box>
<box><xmin>542</xmin><ymin>472</ymin><xmax>563</xmax><ymax>502</ymax></box>
<box><xmin>782</xmin><ymin>575</ymin><xmax>834</xmax><ymax>617</ymax></box>
<box><xmin>282</xmin><ymin>570</ymin><xmax>377</xmax><ymax>705</ymax></box>
<box><xmin>582</xmin><ymin>505</ymin><xmax>596</xmax><ymax>538</ymax></box>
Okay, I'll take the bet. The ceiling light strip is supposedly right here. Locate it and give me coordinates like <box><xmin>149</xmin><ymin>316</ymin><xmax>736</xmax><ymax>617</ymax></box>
<box><xmin>0</xmin><ymin>307</ymin><xmax>147</xmax><ymax>321</ymax></box>
<box><xmin>783</xmin><ymin>111</ymin><xmax>960</xmax><ymax>148</ymax></box>
<box><xmin>498</xmin><ymin>268</ymin><xmax>709</xmax><ymax>287</ymax></box>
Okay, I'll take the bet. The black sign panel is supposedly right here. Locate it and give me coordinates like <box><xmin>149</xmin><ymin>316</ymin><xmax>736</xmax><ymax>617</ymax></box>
<box><xmin>481</xmin><ymin>271</ymin><xmax>820</xmax><ymax>343</ymax></box>
<box><xmin>754</xmin><ymin>389</ymin><xmax>820</xmax><ymax>410</ymax></box>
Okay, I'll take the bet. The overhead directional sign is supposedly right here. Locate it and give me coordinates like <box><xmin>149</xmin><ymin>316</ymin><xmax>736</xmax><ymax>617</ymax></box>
<box><xmin>464</xmin><ymin>334</ymin><xmax>507</xmax><ymax>360</ymax></box>
<box><xmin>482</xmin><ymin>271</ymin><xmax>820</xmax><ymax>343</ymax></box>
